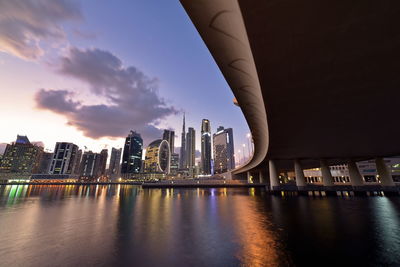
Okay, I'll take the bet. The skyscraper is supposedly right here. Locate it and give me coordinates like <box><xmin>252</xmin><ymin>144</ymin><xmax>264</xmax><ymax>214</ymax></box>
<box><xmin>213</xmin><ymin>126</ymin><xmax>235</xmax><ymax>174</ymax></box>
<box><xmin>79</xmin><ymin>151</ymin><xmax>101</xmax><ymax>178</ymax></box>
<box><xmin>108</xmin><ymin>147</ymin><xmax>122</xmax><ymax>175</ymax></box>
<box><xmin>99</xmin><ymin>149</ymin><xmax>108</xmax><ymax>176</ymax></box>
<box><xmin>179</xmin><ymin>113</ymin><xmax>186</xmax><ymax>169</ymax></box>
<box><xmin>201</xmin><ymin>119</ymin><xmax>212</xmax><ymax>174</ymax></box>
<box><xmin>121</xmin><ymin>131</ymin><xmax>143</xmax><ymax>174</ymax></box>
<box><xmin>38</xmin><ymin>152</ymin><xmax>53</xmax><ymax>174</ymax></box>
<box><xmin>163</xmin><ymin>129</ymin><xmax>175</xmax><ymax>155</ymax></box>
<box><xmin>49</xmin><ymin>142</ymin><xmax>79</xmax><ymax>175</ymax></box>
<box><xmin>186</xmin><ymin>127</ymin><xmax>195</xmax><ymax>175</ymax></box>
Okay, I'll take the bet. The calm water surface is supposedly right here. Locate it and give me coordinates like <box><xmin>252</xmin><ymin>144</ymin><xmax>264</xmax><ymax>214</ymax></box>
<box><xmin>0</xmin><ymin>185</ymin><xmax>399</xmax><ymax>267</ymax></box>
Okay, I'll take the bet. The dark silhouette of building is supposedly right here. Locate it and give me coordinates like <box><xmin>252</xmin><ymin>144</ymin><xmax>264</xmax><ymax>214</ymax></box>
<box><xmin>99</xmin><ymin>149</ymin><xmax>108</xmax><ymax>176</ymax></box>
<box><xmin>186</xmin><ymin>127</ymin><xmax>195</xmax><ymax>176</ymax></box>
<box><xmin>179</xmin><ymin>114</ymin><xmax>186</xmax><ymax>169</ymax></box>
<box><xmin>163</xmin><ymin>129</ymin><xmax>175</xmax><ymax>155</ymax></box>
<box><xmin>108</xmin><ymin>147</ymin><xmax>122</xmax><ymax>176</ymax></box>
<box><xmin>201</xmin><ymin>119</ymin><xmax>212</xmax><ymax>174</ymax></box>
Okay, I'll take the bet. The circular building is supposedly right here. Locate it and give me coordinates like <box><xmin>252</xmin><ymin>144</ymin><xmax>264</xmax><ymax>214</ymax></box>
<box><xmin>144</xmin><ymin>139</ymin><xmax>170</xmax><ymax>174</ymax></box>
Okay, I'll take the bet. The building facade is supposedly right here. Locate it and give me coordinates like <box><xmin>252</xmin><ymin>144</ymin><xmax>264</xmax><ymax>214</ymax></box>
<box><xmin>144</xmin><ymin>139</ymin><xmax>170</xmax><ymax>174</ymax></box>
<box><xmin>38</xmin><ymin>152</ymin><xmax>53</xmax><ymax>174</ymax></box>
<box><xmin>163</xmin><ymin>129</ymin><xmax>175</xmax><ymax>155</ymax></box>
<box><xmin>186</xmin><ymin>127</ymin><xmax>196</xmax><ymax>175</ymax></box>
<box><xmin>79</xmin><ymin>151</ymin><xmax>101</xmax><ymax>179</ymax></box>
<box><xmin>201</xmin><ymin>119</ymin><xmax>212</xmax><ymax>174</ymax></box>
<box><xmin>108</xmin><ymin>147</ymin><xmax>122</xmax><ymax>176</ymax></box>
<box><xmin>49</xmin><ymin>142</ymin><xmax>79</xmax><ymax>175</ymax></box>
<box><xmin>121</xmin><ymin>131</ymin><xmax>143</xmax><ymax>174</ymax></box>
<box><xmin>170</xmin><ymin>153</ymin><xmax>179</xmax><ymax>175</ymax></box>
<box><xmin>179</xmin><ymin>114</ymin><xmax>186</xmax><ymax>169</ymax></box>
<box><xmin>213</xmin><ymin>126</ymin><xmax>235</xmax><ymax>174</ymax></box>
<box><xmin>0</xmin><ymin>135</ymin><xmax>43</xmax><ymax>174</ymax></box>
<box><xmin>99</xmin><ymin>149</ymin><xmax>108</xmax><ymax>176</ymax></box>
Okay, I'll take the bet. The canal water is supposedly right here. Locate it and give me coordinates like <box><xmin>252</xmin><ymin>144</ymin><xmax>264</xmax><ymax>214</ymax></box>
<box><xmin>0</xmin><ymin>185</ymin><xmax>399</xmax><ymax>267</ymax></box>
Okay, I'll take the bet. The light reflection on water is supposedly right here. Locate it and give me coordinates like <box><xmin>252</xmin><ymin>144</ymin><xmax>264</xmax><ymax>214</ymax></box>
<box><xmin>0</xmin><ymin>185</ymin><xmax>399</xmax><ymax>266</ymax></box>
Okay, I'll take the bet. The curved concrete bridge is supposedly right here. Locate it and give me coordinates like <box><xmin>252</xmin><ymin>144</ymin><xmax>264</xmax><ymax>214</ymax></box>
<box><xmin>181</xmin><ymin>0</ymin><xmax>400</xmax><ymax>194</ymax></box>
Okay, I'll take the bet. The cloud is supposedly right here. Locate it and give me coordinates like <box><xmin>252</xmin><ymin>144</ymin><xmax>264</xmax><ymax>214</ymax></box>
<box><xmin>0</xmin><ymin>0</ymin><xmax>81</xmax><ymax>60</ymax></box>
<box><xmin>35</xmin><ymin>47</ymin><xmax>178</xmax><ymax>145</ymax></box>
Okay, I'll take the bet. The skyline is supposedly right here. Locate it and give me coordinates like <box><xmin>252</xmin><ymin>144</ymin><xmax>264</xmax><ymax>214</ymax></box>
<box><xmin>0</xmin><ymin>1</ymin><xmax>249</xmax><ymax>155</ymax></box>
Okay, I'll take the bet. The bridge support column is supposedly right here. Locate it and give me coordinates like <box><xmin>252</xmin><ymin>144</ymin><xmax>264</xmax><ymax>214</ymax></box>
<box><xmin>375</xmin><ymin>157</ymin><xmax>395</xmax><ymax>186</ymax></box>
<box><xmin>269</xmin><ymin>160</ymin><xmax>279</xmax><ymax>190</ymax></box>
<box><xmin>294</xmin><ymin>159</ymin><xmax>306</xmax><ymax>189</ymax></box>
<box><xmin>320</xmin><ymin>160</ymin><xmax>334</xmax><ymax>186</ymax></box>
<box><xmin>348</xmin><ymin>160</ymin><xmax>364</xmax><ymax>187</ymax></box>
<box><xmin>247</xmin><ymin>171</ymin><xmax>252</xmax><ymax>183</ymax></box>
<box><xmin>259</xmin><ymin>170</ymin><xmax>264</xmax><ymax>183</ymax></box>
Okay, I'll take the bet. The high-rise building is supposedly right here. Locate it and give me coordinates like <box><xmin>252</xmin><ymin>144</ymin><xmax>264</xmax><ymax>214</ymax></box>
<box><xmin>163</xmin><ymin>129</ymin><xmax>175</xmax><ymax>155</ymax></box>
<box><xmin>79</xmin><ymin>151</ymin><xmax>101</xmax><ymax>178</ymax></box>
<box><xmin>186</xmin><ymin>127</ymin><xmax>195</xmax><ymax>175</ymax></box>
<box><xmin>99</xmin><ymin>149</ymin><xmax>108</xmax><ymax>176</ymax></box>
<box><xmin>0</xmin><ymin>135</ymin><xmax>43</xmax><ymax>174</ymax></box>
<box><xmin>201</xmin><ymin>119</ymin><xmax>212</xmax><ymax>174</ymax></box>
<box><xmin>144</xmin><ymin>139</ymin><xmax>170</xmax><ymax>174</ymax></box>
<box><xmin>38</xmin><ymin>152</ymin><xmax>53</xmax><ymax>174</ymax></box>
<box><xmin>73</xmin><ymin>149</ymin><xmax>82</xmax><ymax>175</ymax></box>
<box><xmin>108</xmin><ymin>147</ymin><xmax>122</xmax><ymax>175</ymax></box>
<box><xmin>170</xmin><ymin>153</ymin><xmax>179</xmax><ymax>175</ymax></box>
<box><xmin>179</xmin><ymin>114</ymin><xmax>186</xmax><ymax>169</ymax></box>
<box><xmin>121</xmin><ymin>131</ymin><xmax>143</xmax><ymax>174</ymax></box>
<box><xmin>213</xmin><ymin>126</ymin><xmax>235</xmax><ymax>174</ymax></box>
<box><xmin>49</xmin><ymin>142</ymin><xmax>79</xmax><ymax>174</ymax></box>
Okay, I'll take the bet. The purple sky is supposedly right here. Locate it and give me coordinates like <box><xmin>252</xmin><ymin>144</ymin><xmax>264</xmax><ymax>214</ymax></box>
<box><xmin>0</xmin><ymin>0</ymin><xmax>251</xmax><ymax>163</ymax></box>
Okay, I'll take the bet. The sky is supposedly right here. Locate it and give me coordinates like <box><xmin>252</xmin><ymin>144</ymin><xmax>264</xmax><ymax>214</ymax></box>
<box><xmin>0</xmin><ymin>0</ymin><xmax>251</xmax><ymax>163</ymax></box>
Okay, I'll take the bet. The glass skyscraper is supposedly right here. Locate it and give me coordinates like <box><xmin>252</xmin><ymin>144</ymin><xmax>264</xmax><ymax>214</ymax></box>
<box><xmin>121</xmin><ymin>131</ymin><xmax>143</xmax><ymax>174</ymax></box>
<box><xmin>213</xmin><ymin>126</ymin><xmax>235</xmax><ymax>174</ymax></box>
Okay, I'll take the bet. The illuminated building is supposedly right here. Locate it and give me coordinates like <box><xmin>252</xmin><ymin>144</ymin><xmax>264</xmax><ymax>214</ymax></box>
<box><xmin>144</xmin><ymin>139</ymin><xmax>170</xmax><ymax>174</ymax></box>
<box><xmin>121</xmin><ymin>131</ymin><xmax>143</xmax><ymax>174</ymax></box>
<box><xmin>201</xmin><ymin>119</ymin><xmax>212</xmax><ymax>174</ymax></box>
<box><xmin>170</xmin><ymin>153</ymin><xmax>179</xmax><ymax>175</ymax></box>
<box><xmin>49</xmin><ymin>142</ymin><xmax>79</xmax><ymax>175</ymax></box>
<box><xmin>0</xmin><ymin>135</ymin><xmax>43</xmax><ymax>174</ymax></box>
<box><xmin>213</xmin><ymin>126</ymin><xmax>235</xmax><ymax>174</ymax></box>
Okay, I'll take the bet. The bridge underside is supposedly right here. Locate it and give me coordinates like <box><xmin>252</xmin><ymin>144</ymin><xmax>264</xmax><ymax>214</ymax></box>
<box><xmin>181</xmin><ymin>0</ymin><xmax>400</xmax><ymax>194</ymax></box>
<box><xmin>238</xmin><ymin>0</ymin><xmax>400</xmax><ymax>169</ymax></box>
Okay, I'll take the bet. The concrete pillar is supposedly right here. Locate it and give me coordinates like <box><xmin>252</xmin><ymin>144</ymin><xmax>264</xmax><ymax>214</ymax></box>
<box><xmin>294</xmin><ymin>159</ymin><xmax>306</xmax><ymax>187</ymax></box>
<box><xmin>375</xmin><ymin>157</ymin><xmax>395</xmax><ymax>186</ymax></box>
<box><xmin>259</xmin><ymin>170</ymin><xmax>264</xmax><ymax>183</ymax></box>
<box><xmin>247</xmin><ymin>171</ymin><xmax>252</xmax><ymax>183</ymax></box>
<box><xmin>269</xmin><ymin>160</ymin><xmax>279</xmax><ymax>190</ymax></box>
<box><xmin>348</xmin><ymin>160</ymin><xmax>364</xmax><ymax>186</ymax></box>
<box><xmin>320</xmin><ymin>160</ymin><xmax>334</xmax><ymax>186</ymax></box>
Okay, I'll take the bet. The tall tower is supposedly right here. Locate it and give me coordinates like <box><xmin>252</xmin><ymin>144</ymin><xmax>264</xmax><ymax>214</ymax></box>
<box><xmin>201</xmin><ymin>119</ymin><xmax>212</xmax><ymax>174</ymax></box>
<box><xmin>162</xmin><ymin>129</ymin><xmax>175</xmax><ymax>154</ymax></box>
<box><xmin>121</xmin><ymin>131</ymin><xmax>143</xmax><ymax>174</ymax></box>
<box><xmin>213</xmin><ymin>126</ymin><xmax>235</xmax><ymax>174</ymax></box>
<box><xmin>186</xmin><ymin>127</ymin><xmax>195</xmax><ymax>175</ymax></box>
<box><xmin>179</xmin><ymin>113</ymin><xmax>186</xmax><ymax>169</ymax></box>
